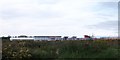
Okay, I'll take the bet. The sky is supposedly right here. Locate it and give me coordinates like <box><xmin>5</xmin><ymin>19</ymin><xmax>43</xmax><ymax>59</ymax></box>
<box><xmin>0</xmin><ymin>0</ymin><xmax>119</xmax><ymax>37</ymax></box>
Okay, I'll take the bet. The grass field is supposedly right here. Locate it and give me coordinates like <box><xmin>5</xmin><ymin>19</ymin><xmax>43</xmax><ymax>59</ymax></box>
<box><xmin>2</xmin><ymin>39</ymin><xmax>120</xmax><ymax>60</ymax></box>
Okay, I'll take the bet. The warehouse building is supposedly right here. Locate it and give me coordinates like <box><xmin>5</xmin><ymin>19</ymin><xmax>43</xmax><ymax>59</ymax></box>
<box><xmin>10</xmin><ymin>35</ymin><xmax>62</xmax><ymax>41</ymax></box>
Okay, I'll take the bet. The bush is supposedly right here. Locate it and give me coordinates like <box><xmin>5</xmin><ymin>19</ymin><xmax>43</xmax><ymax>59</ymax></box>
<box><xmin>2</xmin><ymin>39</ymin><xmax>119</xmax><ymax>59</ymax></box>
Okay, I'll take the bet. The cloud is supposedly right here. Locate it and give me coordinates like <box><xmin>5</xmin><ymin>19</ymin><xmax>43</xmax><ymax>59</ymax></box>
<box><xmin>0</xmin><ymin>0</ymin><xmax>118</xmax><ymax>37</ymax></box>
<box><xmin>87</xmin><ymin>20</ymin><xmax>118</xmax><ymax>30</ymax></box>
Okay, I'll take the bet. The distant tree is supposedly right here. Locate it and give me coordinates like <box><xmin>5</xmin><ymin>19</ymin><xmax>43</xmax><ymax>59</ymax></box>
<box><xmin>2</xmin><ymin>36</ymin><xmax>10</xmax><ymax>41</ymax></box>
<box><xmin>63</xmin><ymin>36</ymin><xmax>68</xmax><ymax>40</ymax></box>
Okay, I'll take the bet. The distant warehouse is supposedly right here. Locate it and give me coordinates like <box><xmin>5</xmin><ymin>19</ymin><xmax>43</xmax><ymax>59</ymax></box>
<box><xmin>10</xmin><ymin>35</ymin><xmax>62</xmax><ymax>41</ymax></box>
<box><xmin>34</xmin><ymin>36</ymin><xmax>61</xmax><ymax>41</ymax></box>
<box><xmin>10</xmin><ymin>35</ymin><xmax>34</xmax><ymax>40</ymax></box>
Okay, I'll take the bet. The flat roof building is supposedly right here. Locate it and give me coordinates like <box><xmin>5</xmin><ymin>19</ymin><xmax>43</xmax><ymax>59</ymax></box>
<box><xmin>34</xmin><ymin>36</ymin><xmax>61</xmax><ymax>41</ymax></box>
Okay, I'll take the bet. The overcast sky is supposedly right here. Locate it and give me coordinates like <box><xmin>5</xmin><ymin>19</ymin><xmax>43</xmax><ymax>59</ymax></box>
<box><xmin>0</xmin><ymin>0</ymin><xmax>119</xmax><ymax>37</ymax></box>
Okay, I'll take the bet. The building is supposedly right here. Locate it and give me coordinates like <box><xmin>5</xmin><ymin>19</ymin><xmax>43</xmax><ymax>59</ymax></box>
<box><xmin>10</xmin><ymin>35</ymin><xmax>34</xmax><ymax>41</ymax></box>
<box><xmin>10</xmin><ymin>35</ymin><xmax>62</xmax><ymax>41</ymax></box>
<box><xmin>34</xmin><ymin>36</ymin><xmax>61</xmax><ymax>41</ymax></box>
<box><xmin>84</xmin><ymin>35</ymin><xmax>92</xmax><ymax>40</ymax></box>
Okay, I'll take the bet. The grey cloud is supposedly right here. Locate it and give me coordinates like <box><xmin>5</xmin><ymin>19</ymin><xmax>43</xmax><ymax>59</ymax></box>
<box><xmin>96</xmin><ymin>2</ymin><xmax>118</xmax><ymax>10</ymax></box>
<box><xmin>1</xmin><ymin>8</ymin><xmax>63</xmax><ymax>20</ymax></box>
<box><xmin>99</xmin><ymin>2</ymin><xmax>118</xmax><ymax>8</ymax></box>
<box><xmin>86</xmin><ymin>2</ymin><xmax>117</xmax><ymax>20</ymax></box>
<box><xmin>91</xmin><ymin>2</ymin><xmax>117</xmax><ymax>13</ymax></box>
<box><xmin>1</xmin><ymin>9</ymin><xmax>24</xmax><ymax>19</ymax></box>
<box><xmin>87</xmin><ymin>20</ymin><xmax>118</xmax><ymax>30</ymax></box>
<box><xmin>36</xmin><ymin>11</ymin><xmax>63</xmax><ymax>18</ymax></box>
<box><xmin>37</xmin><ymin>0</ymin><xmax>60</xmax><ymax>4</ymax></box>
